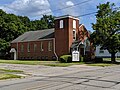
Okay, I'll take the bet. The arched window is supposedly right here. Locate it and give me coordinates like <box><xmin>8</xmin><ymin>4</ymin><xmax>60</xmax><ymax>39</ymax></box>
<box><xmin>60</xmin><ymin>20</ymin><xmax>63</xmax><ymax>28</ymax></box>
<box><xmin>27</xmin><ymin>43</ymin><xmax>30</xmax><ymax>52</ymax></box>
<box><xmin>48</xmin><ymin>41</ymin><xmax>52</xmax><ymax>51</ymax></box>
<box><xmin>40</xmin><ymin>42</ymin><xmax>44</xmax><ymax>51</ymax></box>
<box><xmin>21</xmin><ymin>44</ymin><xmax>24</xmax><ymax>52</ymax></box>
<box><xmin>73</xmin><ymin>20</ymin><xmax>76</xmax><ymax>29</ymax></box>
<box><xmin>34</xmin><ymin>44</ymin><xmax>37</xmax><ymax>52</ymax></box>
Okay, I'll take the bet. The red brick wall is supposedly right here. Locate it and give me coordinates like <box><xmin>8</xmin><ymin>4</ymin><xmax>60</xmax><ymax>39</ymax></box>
<box><xmin>78</xmin><ymin>25</ymin><xmax>90</xmax><ymax>42</ymax></box>
<box><xmin>55</xmin><ymin>17</ymin><xmax>79</xmax><ymax>57</ymax></box>
<box><xmin>69</xmin><ymin>19</ymin><xmax>79</xmax><ymax>49</ymax></box>
<box><xmin>11</xmin><ymin>16</ymin><xmax>93</xmax><ymax>60</ymax></box>
<box><xmin>78</xmin><ymin>25</ymin><xmax>95</xmax><ymax>59</ymax></box>
<box><xmin>11</xmin><ymin>39</ymin><xmax>56</xmax><ymax>60</ymax></box>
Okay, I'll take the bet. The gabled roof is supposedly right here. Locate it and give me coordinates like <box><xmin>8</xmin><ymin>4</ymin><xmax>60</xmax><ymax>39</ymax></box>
<box><xmin>70</xmin><ymin>40</ymin><xmax>83</xmax><ymax>49</ymax></box>
<box><xmin>11</xmin><ymin>28</ymin><xmax>54</xmax><ymax>43</ymax></box>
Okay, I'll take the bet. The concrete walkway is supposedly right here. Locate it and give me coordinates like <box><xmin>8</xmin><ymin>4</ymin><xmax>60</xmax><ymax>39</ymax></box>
<box><xmin>0</xmin><ymin>64</ymin><xmax>120</xmax><ymax>90</ymax></box>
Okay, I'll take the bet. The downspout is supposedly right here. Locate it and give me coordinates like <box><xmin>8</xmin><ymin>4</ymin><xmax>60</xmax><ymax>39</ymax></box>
<box><xmin>17</xmin><ymin>42</ymin><xmax>18</xmax><ymax>60</ymax></box>
<box><xmin>53</xmin><ymin>38</ymin><xmax>58</xmax><ymax>60</ymax></box>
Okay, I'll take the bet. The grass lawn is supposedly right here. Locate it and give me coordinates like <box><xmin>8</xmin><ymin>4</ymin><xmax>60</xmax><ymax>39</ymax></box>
<box><xmin>0</xmin><ymin>68</ymin><xmax>23</xmax><ymax>72</ymax></box>
<box><xmin>0</xmin><ymin>74</ymin><xmax>22</xmax><ymax>80</ymax></box>
<box><xmin>0</xmin><ymin>68</ymin><xmax>23</xmax><ymax>80</ymax></box>
<box><xmin>0</xmin><ymin>59</ymin><xmax>120</xmax><ymax>67</ymax></box>
<box><xmin>0</xmin><ymin>60</ymin><xmax>85</xmax><ymax>67</ymax></box>
<box><xmin>103</xmin><ymin>58</ymin><xmax>120</xmax><ymax>61</ymax></box>
<box><xmin>86</xmin><ymin>63</ymin><xmax>116</xmax><ymax>67</ymax></box>
<box><xmin>86</xmin><ymin>58</ymin><xmax>120</xmax><ymax>67</ymax></box>
<box><xmin>0</xmin><ymin>58</ymin><xmax>119</xmax><ymax>80</ymax></box>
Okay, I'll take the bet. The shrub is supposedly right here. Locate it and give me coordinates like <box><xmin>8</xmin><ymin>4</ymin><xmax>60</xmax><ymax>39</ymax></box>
<box><xmin>80</xmin><ymin>56</ymin><xmax>84</xmax><ymax>62</ymax></box>
<box><xmin>59</xmin><ymin>55</ymin><xmax>72</xmax><ymax>63</ymax></box>
<box><xmin>94</xmin><ymin>57</ymin><xmax>103</xmax><ymax>63</ymax></box>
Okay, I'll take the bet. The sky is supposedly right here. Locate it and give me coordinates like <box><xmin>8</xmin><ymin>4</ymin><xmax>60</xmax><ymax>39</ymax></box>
<box><xmin>0</xmin><ymin>0</ymin><xmax>120</xmax><ymax>32</ymax></box>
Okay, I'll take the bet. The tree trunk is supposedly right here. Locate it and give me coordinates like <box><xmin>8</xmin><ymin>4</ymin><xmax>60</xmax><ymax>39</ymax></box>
<box><xmin>111</xmin><ymin>53</ymin><xmax>116</xmax><ymax>63</ymax></box>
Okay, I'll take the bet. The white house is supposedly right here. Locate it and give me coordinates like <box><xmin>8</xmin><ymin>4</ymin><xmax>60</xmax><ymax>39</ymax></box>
<box><xmin>95</xmin><ymin>46</ymin><xmax>120</xmax><ymax>58</ymax></box>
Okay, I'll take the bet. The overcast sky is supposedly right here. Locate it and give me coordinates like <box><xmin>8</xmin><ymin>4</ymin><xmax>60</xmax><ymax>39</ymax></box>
<box><xmin>0</xmin><ymin>0</ymin><xmax>120</xmax><ymax>31</ymax></box>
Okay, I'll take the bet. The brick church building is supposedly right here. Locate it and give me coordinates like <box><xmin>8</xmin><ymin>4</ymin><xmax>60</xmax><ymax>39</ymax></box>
<box><xmin>10</xmin><ymin>15</ymin><xmax>93</xmax><ymax>60</ymax></box>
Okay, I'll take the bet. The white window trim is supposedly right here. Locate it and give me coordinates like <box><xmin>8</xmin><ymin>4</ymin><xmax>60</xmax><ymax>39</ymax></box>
<box><xmin>73</xmin><ymin>20</ymin><xmax>76</xmax><ymax>29</ymax></box>
<box><xmin>60</xmin><ymin>20</ymin><xmax>63</xmax><ymax>28</ymax></box>
<box><xmin>73</xmin><ymin>29</ymin><xmax>76</xmax><ymax>40</ymax></box>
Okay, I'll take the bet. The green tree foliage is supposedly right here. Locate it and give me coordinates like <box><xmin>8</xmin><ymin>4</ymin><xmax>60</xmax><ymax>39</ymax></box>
<box><xmin>30</xmin><ymin>15</ymin><xmax>55</xmax><ymax>30</ymax></box>
<box><xmin>91</xmin><ymin>2</ymin><xmax>120</xmax><ymax>62</ymax></box>
<box><xmin>0</xmin><ymin>12</ymin><xmax>28</xmax><ymax>42</ymax></box>
<box><xmin>0</xmin><ymin>39</ymin><xmax>9</xmax><ymax>57</ymax></box>
<box><xmin>41</xmin><ymin>15</ymin><xmax>55</xmax><ymax>29</ymax></box>
<box><xmin>0</xmin><ymin>9</ymin><xmax>55</xmax><ymax>58</ymax></box>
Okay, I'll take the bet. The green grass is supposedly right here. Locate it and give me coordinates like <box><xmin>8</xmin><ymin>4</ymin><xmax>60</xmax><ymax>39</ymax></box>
<box><xmin>0</xmin><ymin>69</ymin><xmax>23</xmax><ymax>72</ymax></box>
<box><xmin>86</xmin><ymin>58</ymin><xmax>120</xmax><ymax>67</ymax></box>
<box><xmin>0</xmin><ymin>68</ymin><xmax>24</xmax><ymax>80</ymax></box>
<box><xmin>45</xmin><ymin>62</ymin><xmax>85</xmax><ymax>67</ymax></box>
<box><xmin>0</xmin><ymin>74</ymin><xmax>22</xmax><ymax>80</ymax></box>
<box><xmin>0</xmin><ymin>60</ymin><xmax>59</xmax><ymax>65</ymax></box>
<box><xmin>103</xmin><ymin>58</ymin><xmax>120</xmax><ymax>61</ymax></box>
<box><xmin>0</xmin><ymin>60</ymin><xmax>85</xmax><ymax>67</ymax></box>
<box><xmin>86</xmin><ymin>63</ymin><xmax>115</xmax><ymax>67</ymax></box>
<box><xmin>0</xmin><ymin>58</ymin><xmax>120</xmax><ymax>67</ymax></box>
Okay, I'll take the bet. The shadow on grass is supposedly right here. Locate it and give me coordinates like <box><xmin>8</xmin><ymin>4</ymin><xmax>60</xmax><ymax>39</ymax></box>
<box><xmin>85</xmin><ymin>60</ymin><xmax>120</xmax><ymax>65</ymax></box>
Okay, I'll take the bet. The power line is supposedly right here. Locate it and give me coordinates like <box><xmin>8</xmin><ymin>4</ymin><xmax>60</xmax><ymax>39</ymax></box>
<box><xmin>40</xmin><ymin>0</ymin><xmax>94</xmax><ymax>16</ymax></box>
<box><xmin>76</xmin><ymin>12</ymin><xmax>97</xmax><ymax>18</ymax></box>
<box><xmin>75</xmin><ymin>7</ymin><xmax>120</xmax><ymax>18</ymax></box>
<box><xmin>41</xmin><ymin>0</ymin><xmax>119</xmax><ymax>18</ymax></box>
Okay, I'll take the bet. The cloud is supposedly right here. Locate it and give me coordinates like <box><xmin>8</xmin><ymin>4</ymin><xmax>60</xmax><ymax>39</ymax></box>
<box><xmin>0</xmin><ymin>0</ymin><xmax>119</xmax><ymax>31</ymax></box>
<box><xmin>66</xmin><ymin>1</ymin><xmax>74</xmax><ymax>6</ymax></box>
<box><xmin>51</xmin><ymin>0</ymin><xmax>79</xmax><ymax>17</ymax></box>
<box><xmin>0</xmin><ymin>0</ymin><xmax>52</xmax><ymax>19</ymax></box>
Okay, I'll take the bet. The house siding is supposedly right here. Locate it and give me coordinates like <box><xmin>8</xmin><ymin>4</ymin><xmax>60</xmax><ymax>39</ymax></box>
<box><xmin>95</xmin><ymin>46</ymin><xmax>120</xmax><ymax>58</ymax></box>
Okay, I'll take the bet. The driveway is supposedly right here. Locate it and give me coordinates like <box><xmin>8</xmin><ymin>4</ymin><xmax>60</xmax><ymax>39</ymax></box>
<box><xmin>0</xmin><ymin>64</ymin><xmax>120</xmax><ymax>90</ymax></box>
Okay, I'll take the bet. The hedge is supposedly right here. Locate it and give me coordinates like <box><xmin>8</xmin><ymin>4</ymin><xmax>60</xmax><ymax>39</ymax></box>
<box><xmin>59</xmin><ymin>55</ymin><xmax>72</xmax><ymax>63</ymax></box>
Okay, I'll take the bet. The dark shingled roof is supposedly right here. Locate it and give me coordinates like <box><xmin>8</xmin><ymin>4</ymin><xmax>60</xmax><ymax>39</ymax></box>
<box><xmin>71</xmin><ymin>41</ymin><xmax>80</xmax><ymax>48</ymax></box>
<box><xmin>11</xmin><ymin>28</ymin><xmax>54</xmax><ymax>43</ymax></box>
<box><xmin>70</xmin><ymin>40</ymin><xmax>83</xmax><ymax>49</ymax></box>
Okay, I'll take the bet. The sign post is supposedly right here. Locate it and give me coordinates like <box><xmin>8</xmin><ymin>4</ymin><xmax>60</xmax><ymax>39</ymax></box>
<box><xmin>72</xmin><ymin>50</ymin><xmax>79</xmax><ymax>61</ymax></box>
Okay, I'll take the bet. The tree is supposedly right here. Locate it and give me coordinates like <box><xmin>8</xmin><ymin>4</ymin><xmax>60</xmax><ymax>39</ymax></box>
<box><xmin>0</xmin><ymin>9</ymin><xmax>55</xmax><ymax>58</ymax></box>
<box><xmin>41</xmin><ymin>15</ymin><xmax>55</xmax><ymax>28</ymax></box>
<box><xmin>0</xmin><ymin>14</ymin><xmax>28</xmax><ymax>42</ymax></box>
<box><xmin>29</xmin><ymin>15</ymin><xmax>55</xmax><ymax>31</ymax></box>
<box><xmin>0</xmin><ymin>39</ymin><xmax>9</xmax><ymax>55</ymax></box>
<box><xmin>0</xmin><ymin>10</ymin><xmax>28</xmax><ymax>58</ymax></box>
<box><xmin>92</xmin><ymin>2</ymin><xmax>120</xmax><ymax>62</ymax></box>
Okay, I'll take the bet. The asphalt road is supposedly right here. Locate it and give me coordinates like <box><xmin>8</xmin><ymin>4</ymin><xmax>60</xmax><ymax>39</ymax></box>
<box><xmin>0</xmin><ymin>64</ymin><xmax>120</xmax><ymax>90</ymax></box>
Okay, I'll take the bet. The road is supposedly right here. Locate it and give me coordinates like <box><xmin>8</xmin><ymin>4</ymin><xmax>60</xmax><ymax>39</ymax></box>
<box><xmin>0</xmin><ymin>64</ymin><xmax>120</xmax><ymax>90</ymax></box>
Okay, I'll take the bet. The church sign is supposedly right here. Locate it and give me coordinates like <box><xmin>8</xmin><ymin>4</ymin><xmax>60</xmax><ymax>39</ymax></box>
<box><xmin>72</xmin><ymin>50</ymin><xmax>79</xmax><ymax>61</ymax></box>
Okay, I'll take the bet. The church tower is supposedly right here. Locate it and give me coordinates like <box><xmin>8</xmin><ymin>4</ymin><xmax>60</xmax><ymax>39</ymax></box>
<box><xmin>54</xmin><ymin>15</ymin><xmax>79</xmax><ymax>57</ymax></box>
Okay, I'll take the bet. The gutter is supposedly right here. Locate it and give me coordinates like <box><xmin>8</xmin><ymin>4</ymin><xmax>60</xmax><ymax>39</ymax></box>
<box><xmin>53</xmin><ymin>38</ymin><xmax>58</xmax><ymax>60</ymax></box>
<box><xmin>17</xmin><ymin>42</ymin><xmax>18</xmax><ymax>60</ymax></box>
